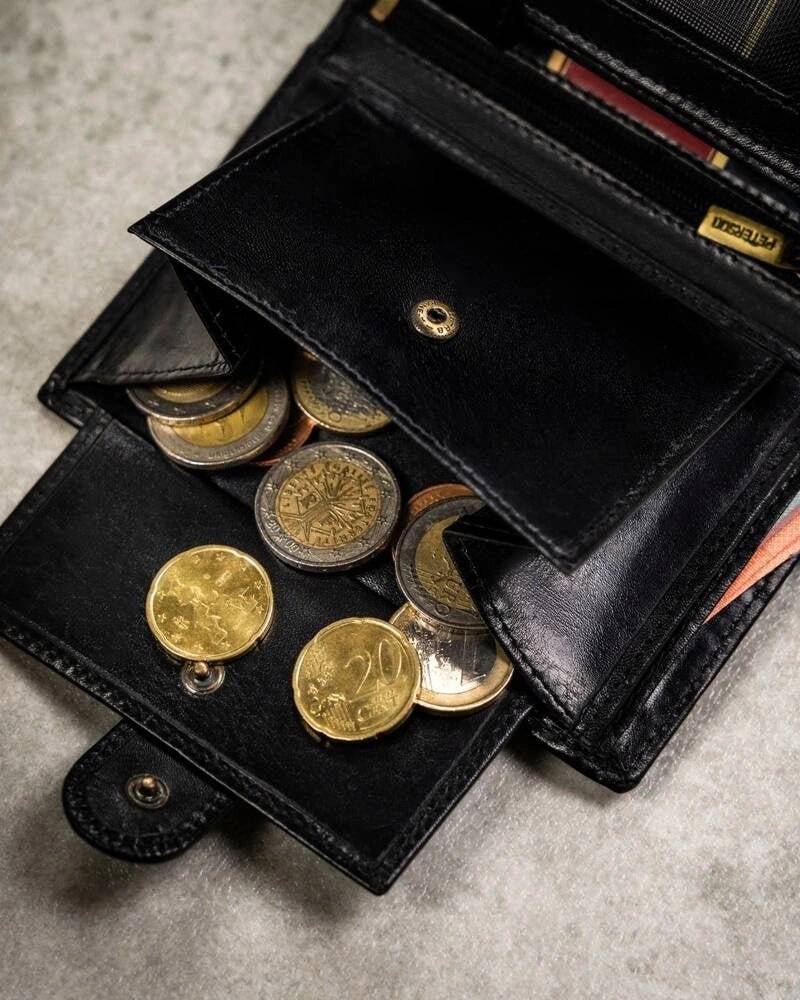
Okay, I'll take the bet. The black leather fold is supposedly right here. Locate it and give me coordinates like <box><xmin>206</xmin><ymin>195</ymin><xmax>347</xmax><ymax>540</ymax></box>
<box><xmin>63</xmin><ymin>722</ymin><xmax>234</xmax><ymax>862</ymax></box>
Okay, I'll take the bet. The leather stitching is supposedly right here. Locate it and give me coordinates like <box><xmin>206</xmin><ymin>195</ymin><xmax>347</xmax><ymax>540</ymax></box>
<box><xmin>62</xmin><ymin>725</ymin><xmax>232</xmax><ymax>858</ymax></box>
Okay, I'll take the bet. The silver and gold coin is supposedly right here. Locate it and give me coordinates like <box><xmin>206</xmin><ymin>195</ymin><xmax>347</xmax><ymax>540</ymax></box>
<box><xmin>146</xmin><ymin>545</ymin><xmax>274</xmax><ymax>662</ymax></box>
<box><xmin>390</xmin><ymin>604</ymin><xmax>512</xmax><ymax>714</ymax></box>
<box><xmin>127</xmin><ymin>363</ymin><xmax>261</xmax><ymax>426</ymax></box>
<box><xmin>291</xmin><ymin>351</ymin><xmax>391</xmax><ymax>435</ymax></box>
<box><xmin>394</xmin><ymin>494</ymin><xmax>485</xmax><ymax>630</ymax></box>
<box><xmin>148</xmin><ymin>373</ymin><xmax>290</xmax><ymax>470</ymax></box>
<box><xmin>293</xmin><ymin>617</ymin><xmax>421</xmax><ymax>741</ymax></box>
<box><xmin>254</xmin><ymin>442</ymin><xmax>401</xmax><ymax>572</ymax></box>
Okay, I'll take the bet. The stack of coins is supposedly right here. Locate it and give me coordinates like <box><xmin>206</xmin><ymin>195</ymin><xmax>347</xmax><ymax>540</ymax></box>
<box><xmin>130</xmin><ymin>348</ymin><xmax>392</xmax><ymax>471</ymax></box>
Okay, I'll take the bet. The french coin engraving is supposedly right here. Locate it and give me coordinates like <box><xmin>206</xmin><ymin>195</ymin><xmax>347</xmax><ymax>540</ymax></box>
<box><xmin>293</xmin><ymin>617</ymin><xmax>421</xmax><ymax>740</ymax></box>
<box><xmin>390</xmin><ymin>604</ymin><xmax>512</xmax><ymax>713</ymax></box>
<box><xmin>291</xmin><ymin>351</ymin><xmax>391</xmax><ymax>434</ymax></box>
<box><xmin>255</xmin><ymin>442</ymin><xmax>401</xmax><ymax>572</ymax></box>
<box><xmin>146</xmin><ymin>545</ymin><xmax>274</xmax><ymax>662</ymax></box>
<box><xmin>394</xmin><ymin>495</ymin><xmax>486</xmax><ymax>630</ymax></box>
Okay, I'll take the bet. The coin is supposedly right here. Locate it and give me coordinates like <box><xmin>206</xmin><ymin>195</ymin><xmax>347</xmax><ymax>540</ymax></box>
<box><xmin>127</xmin><ymin>363</ymin><xmax>261</xmax><ymax>425</ymax></box>
<box><xmin>145</xmin><ymin>545</ymin><xmax>274</xmax><ymax>662</ymax></box>
<box><xmin>392</xmin><ymin>482</ymin><xmax>475</xmax><ymax>557</ymax></box>
<box><xmin>255</xmin><ymin>442</ymin><xmax>401</xmax><ymax>572</ymax></box>
<box><xmin>250</xmin><ymin>406</ymin><xmax>316</xmax><ymax>467</ymax></box>
<box><xmin>293</xmin><ymin>617</ymin><xmax>421</xmax><ymax>741</ymax></box>
<box><xmin>290</xmin><ymin>351</ymin><xmax>391</xmax><ymax>434</ymax></box>
<box><xmin>148</xmin><ymin>373</ymin><xmax>290</xmax><ymax>470</ymax></box>
<box><xmin>390</xmin><ymin>604</ymin><xmax>512</xmax><ymax>713</ymax></box>
<box><xmin>394</xmin><ymin>495</ymin><xmax>486</xmax><ymax>630</ymax></box>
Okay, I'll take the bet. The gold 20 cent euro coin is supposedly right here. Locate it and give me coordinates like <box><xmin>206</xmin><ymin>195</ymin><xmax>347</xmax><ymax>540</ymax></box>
<box><xmin>293</xmin><ymin>617</ymin><xmax>421</xmax><ymax>741</ymax></box>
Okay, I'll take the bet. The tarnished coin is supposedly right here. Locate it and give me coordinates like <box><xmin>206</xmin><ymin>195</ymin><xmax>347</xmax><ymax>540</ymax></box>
<box><xmin>127</xmin><ymin>363</ymin><xmax>261</xmax><ymax>426</ymax></box>
<box><xmin>291</xmin><ymin>351</ymin><xmax>391</xmax><ymax>434</ymax></box>
<box><xmin>390</xmin><ymin>604</ymin><xmax>512</xmax><ymax>713</ymax></box>
<box><xmin>146</xmin><ymin>545</ymin><xmax>274</xmax><ymax>662</ymax></box>
<box><xmin>148</xmin><ymin>373</ymin><xmax>290</xmax><ymax>470</ymax></box>
<box><xmin>394</xmin><ymin>495</ymin><xmax>485</xmax><ymax>630</ymax></box>
<box><xmin>293</xmin><ymin>617</ymin><xmax>421</xmax><ymax>741</ymax></box>
<box><xmin>250</xmin><ymin>406</ymin><xmax>316</xmax><ymax>467</ymax></box>
<box><xmin>255</xmin><ymin>442</ymin><xmax>401</xmax><ymax>572</ymax></box>
<box><xmin>392</xmin><ymin>482</ymin><xmax>474</xmax><ymax>557</ymax></box>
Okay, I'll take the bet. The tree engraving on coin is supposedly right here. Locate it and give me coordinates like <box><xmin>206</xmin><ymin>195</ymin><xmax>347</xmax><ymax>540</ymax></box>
<box><xmin>293</xmin><ymin>618</ymin><xmax>421</xmax><ymax>740</ymax></box>
<box><xmin>127</xmin><ymin>363</ymin><xmax>260</xmax><ymax>425</ymax></box>
<box><xmin>148</xmin><ymin>373</ymin><xmax>290</xmax><ymax>469</ymax></box>
<box><xmin>395</xmin><ymin>495</ymin><xmax>486</xmax><ymax>630</ymax></box>
<box><xmin>390</xmin><ymin>604</ymin><xmax>512</xmax><ymax>713</ymax></box>
<box><xmin>255</xmin><ymin>443</ymin><xmax>401</xmax><ymax>572</ymax></box>
<box><xmin>146</xmin><ymin>545</ymin><xmax>274</xmax><ymax>662</ymax></box>
<box><xmin>291</xmin><ymin>352</ymin><xmax>391</xmax><ymax>434</ymax></box>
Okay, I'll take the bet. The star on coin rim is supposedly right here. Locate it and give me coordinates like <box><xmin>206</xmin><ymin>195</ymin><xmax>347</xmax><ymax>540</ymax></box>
<box><xmin>292</xmin><ymin>617</ymin><xmax>422</xmax><ymax>741</ymax></box>
<box><xmin>254</xmin><ymin>442</ymin><xmax>402</xmax><ymax>572</ymax></box>
<box><xmin>390</xmin><ymin>604</ymin><xmax>513</xmax><ymax>713</ymax></box>
<box><xmin>127</xmin><ymin>361</ymin><xmax>261</xmax><ymax>426</ymax></box>
<box><xmin>394</xmin><ymin>495</ymin><xmax>486</xmax><ymax>631</ymax></box>
<box><xmin>147</xmin><ymin>372</ymin><xmax>290</xmax><ymax>470</ymax></box>
<box><xmin>145</xmin><ymin>544</ymin><xmax>274</xmax><ymax>663</ymax></box>
<box><xmin>290</xmin><ymin>352</ymin><xmax>392</xmax><ymax>435</ymax></box>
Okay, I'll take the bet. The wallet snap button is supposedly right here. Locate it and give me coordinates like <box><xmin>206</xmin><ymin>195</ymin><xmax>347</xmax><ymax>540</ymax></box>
<box><xmin>126</xmin><ymin>773</ymin><xmax>170</xmax><ymax>810</ymax></box>
<box><xmin>410</xmin><ymin>299</ymin><xmax>459</xmax><ymax>340</ymax></box>
<box><xmin>181</xmin><ymin>660</ymin><xmax>225</xmax><ymax>696</ymax></box>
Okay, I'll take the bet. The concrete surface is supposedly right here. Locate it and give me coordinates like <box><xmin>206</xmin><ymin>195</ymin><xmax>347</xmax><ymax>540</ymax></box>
<box><xmin>1</xmin><ymin>2</ymin><xmax>798</xmax><ymax>998</ymax></box>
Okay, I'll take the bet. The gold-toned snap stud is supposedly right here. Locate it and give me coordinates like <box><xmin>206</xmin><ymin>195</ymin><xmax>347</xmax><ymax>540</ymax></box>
<box><xmin>181</xmin><ymin>660</ymin><xmax>225</xmax><ymax>696</ymax></box>
<box><xmin>410</xmin><ymin>299</ymin><xmax>459</xmax><ymax>340</ymax></box>
<box><xmin>126</xmin><ymin>773</ymin><xmax>170</xmax><ymax>810</ymax></box>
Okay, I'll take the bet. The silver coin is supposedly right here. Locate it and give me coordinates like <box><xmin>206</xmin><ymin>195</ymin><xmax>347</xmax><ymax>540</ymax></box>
<box><xmin>148</xmin><ymin>373</ymin><xmax>290</xmax><ymax>470</ymax></box>
<box><xmin>394</xmin><ymin>495</ymin><xmax>486</xmax><ymax>631</ymax></box>
<box><xmin>127</xmin><ymin>361</ymin><xmax>261</xmax><ymax>425</ymax></box>
<box><xmin>390</xmin><ymin>604</ymin><xmax>512</xmax><ymax>714</ymax></box>
<box><xmin>254</xmin><ymin>442</ymin><xmax>401</xmax><ymax>572</ymax></box>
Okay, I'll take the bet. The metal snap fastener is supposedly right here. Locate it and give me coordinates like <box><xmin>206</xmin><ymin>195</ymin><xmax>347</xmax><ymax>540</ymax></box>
<box><xmin>181</xmin><ymin>660</ymin><xmax>225</xmax><ymax>696</ymax></box>
<box><xmin>410</xmin><ymin>299</ymin><xmax>459</xmax><ymax>340</ymax></box>
<box><xmin>126</xmin><ymin>773</ymin><xmax>170</xmax><ymax>810</ymax></box>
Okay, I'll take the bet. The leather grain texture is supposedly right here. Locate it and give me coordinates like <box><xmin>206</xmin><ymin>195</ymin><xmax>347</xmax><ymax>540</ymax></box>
<box><xmin>0</xmin><ymin>414</ymin><xmax>530</xmax><ymax>891</ymax></box>
<box><xmin>63</xmin><ymin>721</ymin><xmax>234</xmax><ymax>862</ymax></box>
<box><xmin>131</xmin><ymin>95</ymin><xmax>775</xmax><ymax>570</ymax></box>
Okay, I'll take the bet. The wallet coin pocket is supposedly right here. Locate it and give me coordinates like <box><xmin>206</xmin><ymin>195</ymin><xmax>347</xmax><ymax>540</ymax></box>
<box><xmin>130</xmin><ymin>94</ymin><xmax>777</xmax><ymax>571</ymax></box>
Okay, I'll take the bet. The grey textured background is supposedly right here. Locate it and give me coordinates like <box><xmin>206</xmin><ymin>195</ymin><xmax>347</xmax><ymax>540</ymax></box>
<box><xmin>1</xmin><ymin>2</ymin><xmax>799</xmax><ymax>998</ymax></box>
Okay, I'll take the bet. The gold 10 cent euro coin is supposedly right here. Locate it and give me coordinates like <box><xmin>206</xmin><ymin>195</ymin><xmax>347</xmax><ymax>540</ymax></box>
<box><xmin>293</xmin><ymin>618</ymin><xmax>421</xmax><ymax>741</ymax></box>
<box><xmin>146</xmin><ymin>545</ymin><xmax>274</xmax><ymax>662</ymax></box>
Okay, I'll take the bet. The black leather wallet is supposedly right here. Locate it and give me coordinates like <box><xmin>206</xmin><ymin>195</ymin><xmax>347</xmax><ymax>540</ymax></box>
<box><xmin>3</xmin><ymin>0</ymin><xmax>800</xmax><ymax>892</ymax></box>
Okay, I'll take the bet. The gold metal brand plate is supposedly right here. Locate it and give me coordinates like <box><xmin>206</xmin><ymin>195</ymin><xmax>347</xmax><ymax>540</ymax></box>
<box><xmin>697</xmin><ymin>205</ymin><xmax>790</xmax><ymax>267</ymax></box>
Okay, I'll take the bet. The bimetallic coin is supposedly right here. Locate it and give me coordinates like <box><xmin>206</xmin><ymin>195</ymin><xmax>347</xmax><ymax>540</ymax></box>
<box><xmin>394</xmin><ymin>495</ymin><xmax>486</xmax><ymax>630</ymax></box>
<box><xmin>250</xmin><ymin>406</ymin><xmax>316</xmax><ymax>467</ymax></box>
<box><xmin>148</xmin><ymin>373</ymin><xmax>290</xmax><ymax>470</ymax></box>
<box><xmin>146</xmin><ymin>545</ymin><xmax>274</xmax><ymax>662</ymax></box>
<box><xmin>291</xmin><ymin>351</ymin><xmax>391</xmax><ymax>434</ymax></box>
<box><xmin>293</xmin><ymin>617</ymin><xmax>421</xmax><ymax>741</ymax></box>
<box><xmin>390</xmin><ymin>604</ymin><xmax>512</xmax><ymax>713</ymax></box>
<box><xmin>127</xmin><ymin>363</ymin><xmax>261</xmax><ymax>425</ymax></box>
<box><xmin>392</xmin><ymin>482</ymin><xmax>475</xmax><ymax>557</ymax></box>
<box><xmin>255</xmin><ymin>442</ymin><xmax>401</xmax><ymax>572</ymax></box>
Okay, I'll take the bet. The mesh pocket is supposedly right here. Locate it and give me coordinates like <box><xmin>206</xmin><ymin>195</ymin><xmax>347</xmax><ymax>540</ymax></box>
<box><xmin>642</xmin><ymin>0</ymin><xmax>800</xmax><ymax>96</ymax></box>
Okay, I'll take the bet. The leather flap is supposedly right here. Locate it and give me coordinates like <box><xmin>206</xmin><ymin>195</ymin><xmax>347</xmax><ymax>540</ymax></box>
<box><xmin>130</xmin><ymin>95</ymin><xmax>774</xmax><ymax>571</ymax></box>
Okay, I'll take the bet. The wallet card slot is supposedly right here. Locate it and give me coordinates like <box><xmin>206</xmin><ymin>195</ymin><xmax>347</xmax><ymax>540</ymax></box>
<box><xmin>0</xmin><ymin>416</ymin><xmax>529</xmax><ymax>892</ymax></box>
<box><xmin>131</xmin><ymin>94</ymin><xmax>775</xmax><ymax>571</ymax></box>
